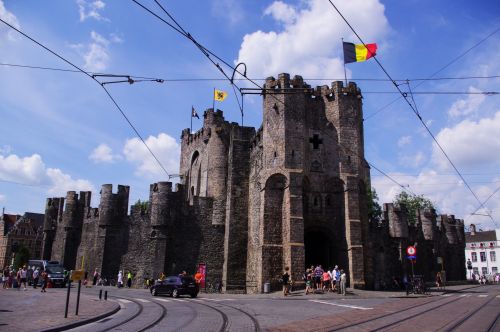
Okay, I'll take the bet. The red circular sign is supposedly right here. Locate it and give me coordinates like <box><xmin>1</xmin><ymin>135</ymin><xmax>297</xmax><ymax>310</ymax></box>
<box><xmin>407</xmin><ymin>246</ymin><xmax>417</xmax><ymax>256</ymax></box>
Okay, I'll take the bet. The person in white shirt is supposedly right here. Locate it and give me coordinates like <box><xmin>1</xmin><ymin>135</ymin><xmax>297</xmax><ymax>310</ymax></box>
<box><xmin>340</xmin><ymin>269</ymin><xmax>347</xmax><ymax>296</ymax></box>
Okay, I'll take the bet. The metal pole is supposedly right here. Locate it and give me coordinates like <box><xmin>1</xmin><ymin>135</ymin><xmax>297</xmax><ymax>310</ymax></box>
<box><xmin>342</xmin><ymin>38</ymin><xmax>348</xmax><ymax>87</ymax></box>
<box><xmin>64</xmin><ymin>280</ymin><xmax>71</xmax><ymax>318</ymax></box>
<box><xmin>75</xmin><ymin>280</ymin><xmax>81</xmax><ymax>315</ymax></box>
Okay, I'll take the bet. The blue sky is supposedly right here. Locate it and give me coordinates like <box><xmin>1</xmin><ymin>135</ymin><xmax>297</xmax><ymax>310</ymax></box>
<box><xmin>1</xmin><ymin>0</ymin><xmax>499</xmax><ymax>230</ymax></box>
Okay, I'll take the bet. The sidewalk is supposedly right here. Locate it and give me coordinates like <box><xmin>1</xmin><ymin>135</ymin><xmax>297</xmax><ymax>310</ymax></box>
<box><xmin>0</xmin><ymin>286</ymin><xmax>119</xmax><ymax>332</ymax></box>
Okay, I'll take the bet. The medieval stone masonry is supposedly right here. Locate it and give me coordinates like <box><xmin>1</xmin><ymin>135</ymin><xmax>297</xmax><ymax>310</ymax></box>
<box><xmin>41</xmin><ymin>74</ymin><xmax>466</xmax><ymax>292</ymax></box>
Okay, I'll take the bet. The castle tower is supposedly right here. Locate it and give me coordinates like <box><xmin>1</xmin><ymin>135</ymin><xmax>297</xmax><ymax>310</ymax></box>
<box><xmin>149</xmin><ymin>181</ymin><xmax>172</xmax><ymax>279</ymax></box>
<box><xmin>97</xmin><ymin>184</ymin><xmax>130</xmax><ymax>278</ymax></box>
<box><xmin>42</xmin><ymin>197</ymin><xmax>64</xmax><ymax>260</ymax></box>
<box><xmin>247</xmin><ymin>74</ymin><xmax>369</xmax><ymax>292</ymax></box>
<box><xmin>60</xmin><ymin>191</ymin><xmax>82</xmax><ymax>269</ymax></box>
<box><xmin>326</xmin><ymin>81</ymin><xmax>370</xmax><ymax>288</ymax></box>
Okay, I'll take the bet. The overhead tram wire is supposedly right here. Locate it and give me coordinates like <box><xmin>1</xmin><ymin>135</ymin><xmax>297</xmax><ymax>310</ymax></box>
<box><xmin>326</xmin><ymin>0</ymin><xmax>497</xmax><ymax>228</ymax></box>
<box><xmin>0</xmin><ymin>18</ymin><xmax>171</xmax><ymax>180</ymax></box>
<box><xmin>364</xmin><ymin>25</ymin><xmax>500</xmax><ymax>121</ymax></box>
<box><xmin>2</xmin><ymin>62</ymin><xmax>499</xmax><ymax>84</ymax></box>
<box><xmin>134</xmin><ymin>0</ymin><xmax>441</xmax><ymax>203</ymax></box>
<box><xmin>466</xmin><ymin>185</ymin><xmax>500</xmax><ymax>221</ymax></box>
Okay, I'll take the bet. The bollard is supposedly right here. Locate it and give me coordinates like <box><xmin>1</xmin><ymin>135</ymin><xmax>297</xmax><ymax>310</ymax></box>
<box><xmin>104</xmin><ymin>290</ymin><xmax>108</xmax><ymax>300</ymax></box>
<box><xmin>99</xmin><ymin>289</ymin><xmax>102</xmax><ymax>300</ymax></box>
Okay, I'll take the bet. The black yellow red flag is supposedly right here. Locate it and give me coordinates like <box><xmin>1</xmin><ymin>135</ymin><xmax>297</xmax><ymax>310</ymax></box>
<box><xmin>343</xmin><ymin>42</ymin><xmax>377</xmax><ymax>64</ymax></box>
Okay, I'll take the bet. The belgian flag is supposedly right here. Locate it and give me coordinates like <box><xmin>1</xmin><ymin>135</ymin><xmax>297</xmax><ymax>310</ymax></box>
<box><xmin>343</xmin><ymin>42</ymin><xmax>377</xmax><ymax>64</ymax></box>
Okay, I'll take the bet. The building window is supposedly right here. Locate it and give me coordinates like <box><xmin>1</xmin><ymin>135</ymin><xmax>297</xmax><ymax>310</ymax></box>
<box><xmin>480</xmin><ymin>252</ymin><xmax>486</xmax><ymax>262</ymax></box>
<box><xmin>471</xmin><ymin>252</ymin><xmax>477</xmax><ymax>262</ymax></box>
<box><xmin>473</xmin><ymin>267</ymin><xmax>479</xmax><ymax>275</ymax></box>
<box><xmin>481</xmin><ymin>267</ymin><xmax>488</xmax><ymax>275</ymax></box>
<box><xmin>490</xmin><ymin>251</ymin><xmax>496</xmax><ymax>262</ymax></box>
<box><xmin>492</xmin><ymin>267</ymin><xmax>498</xmax><ymax>274</ymax></box>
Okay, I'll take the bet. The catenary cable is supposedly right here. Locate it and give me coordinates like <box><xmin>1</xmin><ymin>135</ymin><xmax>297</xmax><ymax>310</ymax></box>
<box><xmin>0</xmin><ymin>18</ymin><xmax>171</xmax><ymax>179</ymax></box>
<box><xmin>326</xmin><ymin>0</ymin><xmax>497</xmax><ymax>227</ymax></box>
<box><xmin>364</xmin><ymin>25</ymin><xmax>500</xmax><ymax>121</ymax></box>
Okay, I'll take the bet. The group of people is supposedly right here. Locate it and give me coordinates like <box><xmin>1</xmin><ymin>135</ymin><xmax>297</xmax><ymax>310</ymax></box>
<box><xmin>472</xmin><ymin>273</ymin><xmax>500</xmax><ymax>285</ymax></box>
<box><xmin>304</xmin><ymin>265</ymin><xmax>347</xmax><ymax>295</ymax></box>
<box><xmin>2</xmin><ymin>265</ymin><xmax>48</xmax><ymax>292</ymax></box>
<box><xmin>117</xmin><ymin>270</ymin><xmax>134</xmax><ymax>288</ymax></box>
<box><xmin>280</xmin><ymin>265</ymin><xmax>347</xmax><ymax>296</ymax></box>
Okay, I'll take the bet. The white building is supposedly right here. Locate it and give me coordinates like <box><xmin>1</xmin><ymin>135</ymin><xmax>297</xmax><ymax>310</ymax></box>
<box><xmin>464</xmin><ymin>224</ymin><xmax>499</xmax><ymax>279</ymax></box>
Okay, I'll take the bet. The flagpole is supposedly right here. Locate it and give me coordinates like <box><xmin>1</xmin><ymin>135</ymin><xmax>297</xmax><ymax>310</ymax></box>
<box><xmin>212</xmin><ymin>88</ymin><xmax>215</xmax><ymax>111</ymax></box>
<box><xmin>342</xmin><ymin>38</ymin><xmax>348</xmax><ymax>87</ymax></box>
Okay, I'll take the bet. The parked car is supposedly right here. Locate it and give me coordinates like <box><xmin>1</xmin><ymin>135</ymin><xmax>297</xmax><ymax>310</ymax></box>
<box><xmin>150</xmin><ymin>276</ymin><xmax>199</xmax><ymax>298</ymax></box>
<box><xmin>45</xmin><ymin>264</ymin><xmax>66</xmax><ymax>288</ymax></box>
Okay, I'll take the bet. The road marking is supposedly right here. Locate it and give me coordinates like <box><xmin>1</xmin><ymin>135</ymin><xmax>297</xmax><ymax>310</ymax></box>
<box><xmin>155</xmin><ymin>298</ymin><xmax>171</xmax><ymax>302</ymax></box>
<box><xmin>459</xmin><ymin>294</ymin><xmax>471</xmax><ymax>297</ymax></box>
<box><xmin>171</xmin><ymin>298</ymin><xmax>186</xmax><ymax>302</ymax></box>
<box><xmin>497</xmin><ymin>295</ymin><xmax>500</xmax><ymax>298</ymax></box>
<box><xmin>135</xmin><ymin>298</ymin><xmax>150</xmax><ymax>303</ymax></box>
<box><xmin>117</xmin><ymin>299</ymin><xmax>132</xmax><ymax>304</ymax></box>
<box><xmin>309</xmin><ymin>300</ymin><xmax>373</xmax><ymax>310</ymax></box>
<box><xmin>202</xmin><ymin>298</ymin><xmax>235</xmax><ymax>302</ymax></box>
<box><xmin>442</xmin><ymin>294</ymin><xmax>453</xmax><ymax>297</ymax></box>
<box><xmin>478</xmin><ymin>295</ymin><xmax>488</xmax><ymax>297</ymax></box>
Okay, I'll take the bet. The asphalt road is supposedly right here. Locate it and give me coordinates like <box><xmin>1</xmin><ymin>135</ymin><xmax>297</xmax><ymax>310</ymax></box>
<box><xmin>64</xmin><ymin>284</ymin><xmax>500</xmax><ymax>332</ymax></box>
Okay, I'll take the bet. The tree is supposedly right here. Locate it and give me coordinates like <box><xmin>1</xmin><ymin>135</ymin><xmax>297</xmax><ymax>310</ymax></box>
<box><xmin>368</xmin><ymin>187</ymin><xmax>382</xmax><ymax>223</ymax></box>
<box><xmin>133</xmin><ymin>199</ymin><xmax>149</xmax><ymax>211</ymax></box>
<box><xmin>394</xmin><ymin>191</ymin><xmax>435</xmax><ymax>225</ymax></box>
<box><xmin>13</xmin><ymin>245</ymin><xmax>30</xmax><ymax>269</ymax></box>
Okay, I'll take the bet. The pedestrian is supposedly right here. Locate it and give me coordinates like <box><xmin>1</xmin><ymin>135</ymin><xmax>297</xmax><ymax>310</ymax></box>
<box><xmin>117</xmin><ymin>270</ymin><xmax>123</xmax><ymax>288</ymax></box>
<box><xmin>2</xmin><ymin>267</ymin><xmax>9</xmax><ymax>289</ymax></box>
<box><xmin>93</xmin><ymin>269</ymin><xmax>99</xmax><ymax>286</ymax></box>
<box><xmin>340</xmin><ymin>269</ymin><xmax>347</xmax><ymax>296</ymax></box>
<box><xmin>322</xmin><ymin>269</ymin><xmax>331</xmax><ymax>291</ymax></box>
<box><xmin>127</xmin><ymin>271</ymin><xmax>132</xmax><ymax>288</ymax></box>
<box><xmin>314</xmin><ymin>265</ymin><xmax>324</xmax><ymax>291</ymax></box>
<box><xmin>40</xmin><ymin>269</ymin><xmax>48</xmax><ymax>293</ymax></box>
<box><xmin>304</xmin><ymin>269</ymin><xmax>313</xmax><ymax>295</ymax></box>
<box><xmin>335</xmin><ymin>266</ymin><xmax>341</xmax><ymax>294</ymax></box>
<box><xmin>435</xmin><ymin>272</ymin><xmax>442</xmax><ymax>290</ymax></box>
<box><xmin>32</xmin><ymin>268</ymin><xmax>40</xmax><ymax>289</ymax></box>
<box><xmin>19</xmin><ymin>266</ymin><xmax>28</xmax><ymax>290</ymax></box>
<box><xmin>331</xmin><ymin>266</ymin><xmax>338</xmax><ymax>292</ymax></box>
<box><xmin>282</xmin><ymin>266</ymin><xmax>290</xmax><ymax>296</ymax></box>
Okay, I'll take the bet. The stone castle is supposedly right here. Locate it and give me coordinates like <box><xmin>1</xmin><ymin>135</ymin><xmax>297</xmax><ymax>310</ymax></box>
<box><xmin>41</xmin><ymin>74</ymin><xmax>465</xmax><ymax>292</ymax></box>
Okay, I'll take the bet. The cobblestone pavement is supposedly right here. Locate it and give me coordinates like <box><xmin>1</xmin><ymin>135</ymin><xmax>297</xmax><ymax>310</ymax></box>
<box><xmin>2</xmin><ymin>283</ymin><xmax>498</xmax><ymax>331</ymax></box>
<box><xmin>0</xmin><ymin>285</ymin><xmax>118</xmax><ymax>332</ymax></box>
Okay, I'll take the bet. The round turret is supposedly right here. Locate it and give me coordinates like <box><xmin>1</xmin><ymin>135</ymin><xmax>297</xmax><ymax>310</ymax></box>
<box><xmin>441</xmin><ymin>215</ymin><xmax>458</xmax><ymax>245</ymax></box>
<box><xmin>151</xmin><ymin>182</ymin><xmax>171</xmax><ymax>227</ymax></box>
<box><xmin>63</xmin><ymin>191</ymin><xmax>78</xmax><ymax>229</ymax></box>
<box><xmin>385</xmin><ymin>203</ymin><xmax>409</xmax><ymax>238</ymax></box>
<box><xmin>98</xmin><ymin>184</ymin><xmax>115</xmax><ymax>227</ymax></box>
<box><xmin>419</xmin><ymin>208</ymin><xmax>437</xmax><ymax>241</ymax></box>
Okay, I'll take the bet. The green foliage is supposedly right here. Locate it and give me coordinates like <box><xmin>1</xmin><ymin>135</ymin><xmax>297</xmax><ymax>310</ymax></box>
<box><xmin>367</xmin><ymin>187</ymin><xmax>382</xmax><ymax>223</ymax></box>
<box><xmin>133</xmin><ymin>199</ymin><xmax>149</xmax><ymax>211</ymax></box>
<box><xmin>13</xmin><ymin>246</ymin><xmax>30</xmax><ymax>270</ymax></box>
<box><xmin>394</xmin><ymin>191</ymin><xmax>435</xmax><ymax>225</ymax></box>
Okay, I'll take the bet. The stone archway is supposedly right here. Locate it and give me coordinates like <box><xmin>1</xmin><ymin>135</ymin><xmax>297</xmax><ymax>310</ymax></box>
<box><xmin>304</xmin><ymin>228</ymin><xmax>336</xmax><ymax>270</ymax></box>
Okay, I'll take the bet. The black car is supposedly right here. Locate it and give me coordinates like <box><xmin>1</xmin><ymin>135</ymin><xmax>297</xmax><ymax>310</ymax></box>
<box><xmin>150</xmin><ymin>276</ymin><xmax>199</xmax><ymax>298</ymax></box>
<box><xmin>46</xmin><ymin>265</ymin><xmax>66</xmax><ymax>288</ymax></box>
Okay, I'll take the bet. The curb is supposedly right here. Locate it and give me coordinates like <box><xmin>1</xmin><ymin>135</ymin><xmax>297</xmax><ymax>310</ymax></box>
<box><xmin>39</xmin><ymin>301</ymin><xmax>120</xmax><ymax>332</ymax></box>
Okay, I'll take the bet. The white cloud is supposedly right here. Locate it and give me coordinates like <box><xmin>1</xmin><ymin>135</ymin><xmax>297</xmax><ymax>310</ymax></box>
<box><xmin>398</xmin><ymin>151</ymin><xmax>425</xmax><ymax>168</ymax></box>
<box><xmin>448</xmin><ymin>87</ymin><xmax>486</xmax><ymax>118</ymax></box>
<box><xmin>371</xmin><ymin>170</ymin><xmax>500</xmax><ymax>229</ymax></box>
<box><xmin>236</xmin><ymin>0</ymin><xmax>389</xmax><ymax>80</ymax></box>
<box><xmin>0</xmin><ymin>0</ymin><xmax>20</xmax><ymax>41</ymax></box>
<box><xmin>123</xmin><ymin>133</ymin><xmax>180</xmax><ymax>179</ymax></box>
<box><xmin>432</xmin><ymin>111</ymin><xmax>500</xmax><ymax>170</ymax></box>
<box><xmin>0</xmin><ymin>153</ymin><xmax>94</xmax><ymax>196</ymax></box>
<box><xmin>397</xmin><ymin>135</ymin><xmax>411</xmax><ymax>147</ymax></box>
<box><xmin>0</xmin><ymin>194</ymin><xmax>5</xmax><ymax>202</ymax></box>
<box><xmin>46</xmin><ymin>168</ymin><xmax>94</xmax><ymax>195</ymax></box>
<box><xmin>89</xmin><ymin>143</ymin><xmax>121</xmax><ymax>163</ymax></box>
<box><xmin>264</xmin><ymin>1</ymin><xmax>298</xmax><ymax>25</ymax></box>
<box><xmin>0</xmin><ymin>145</ymin><xmax>12</xmax><ymax>154</ymax></box>
<box><xmin>71</xmin><ymin>31</ymin><xmax>119</xmax><ymax>71</ymax></box>
<box><xmin>212</xmin><ymin>0</ymin><xmax>244</xmax><ymax>25</ymax></box>
<box><xmin>77</xmin><ymin>0</ymin><xmax>108</xmax><ymax>22</ymax></box>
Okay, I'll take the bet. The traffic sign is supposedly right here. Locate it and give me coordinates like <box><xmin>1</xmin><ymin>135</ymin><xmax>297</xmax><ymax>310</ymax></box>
<box><xmin>70</xmin><ymin>270</ymin><xmax>85</xmax><ymax>281</ymax></box>
<box><xmin>406</xmin><ymin>246</ymin><xmax>417</xmax><ymax>256</ymax></box>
